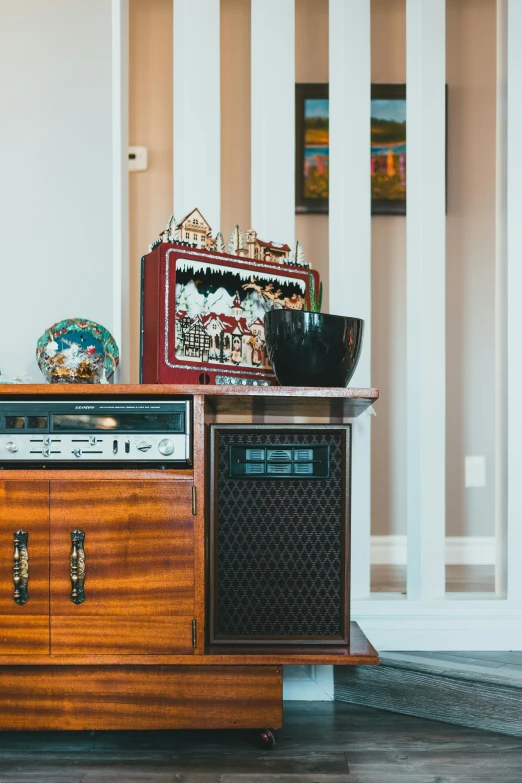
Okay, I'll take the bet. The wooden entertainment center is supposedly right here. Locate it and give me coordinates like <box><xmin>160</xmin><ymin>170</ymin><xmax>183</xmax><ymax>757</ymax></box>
<box><xmin>0</xmin><ymin>384</ymin><xmax>378</xmax><ymax>737</ymax></box>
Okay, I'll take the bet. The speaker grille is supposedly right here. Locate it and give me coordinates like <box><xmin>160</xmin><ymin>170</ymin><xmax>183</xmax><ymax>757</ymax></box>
<box><xmin>214</xmin><ymin>429</ymin><xmax>347</xmax><ymax>640</ymax></box>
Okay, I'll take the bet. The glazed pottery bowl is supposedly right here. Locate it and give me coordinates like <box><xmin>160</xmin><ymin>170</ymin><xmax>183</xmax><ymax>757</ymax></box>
<box><xmin>264</xmin><ymin>310</ymin><xmax>364</xmax><ymax>387</ymax></box>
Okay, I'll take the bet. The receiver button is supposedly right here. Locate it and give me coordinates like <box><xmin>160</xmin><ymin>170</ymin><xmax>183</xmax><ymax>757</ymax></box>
<box><xmin>158</xmin><ymin>439</ymin><xmax>175</xmax><ymax>456</ymax></box>
<box><xmin>5</xmin><ymin>441</ymin><xmax>18</xmax><ymax>453</ymax></box>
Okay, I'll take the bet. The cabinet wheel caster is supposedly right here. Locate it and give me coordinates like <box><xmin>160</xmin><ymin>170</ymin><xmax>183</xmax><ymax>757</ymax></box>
<box><xmin>259</xmin><ymin>728</ymin><xmax>276</xmax><ymax>750</ymax></box>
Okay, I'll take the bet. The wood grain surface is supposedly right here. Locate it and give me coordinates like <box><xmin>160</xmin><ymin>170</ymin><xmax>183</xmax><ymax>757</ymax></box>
<box><xmin>49</xmin><ymin>480</ymin><xmax>195</xmax><ymax>654</ymax></box>
<box><xmin>0</xmin><ymin>480</ymin><xmax>50</xmax><ymax>653</ymax></box>
<box><xmin>0</xmin><ymin>623</ymin><xmax>378</xmax><ymax>666</ymax></box>
<box><xmin>0</xmin><ymin>665</ymin><xmax>282</xmax><ymax>730</ymax></box>
<box><xmin>0</xmin><ymin>616</ymin><xmax>49</xmax><ymax>656</ymax></box>
<box><xmin>0</xmin><ymin>383</ymin><xmax>379</xmax><ymax>399</ymax></box>
<box><xmin>0</xmin><ymin>469</ymin><xmax>193</xmax><ymax>482</ymax></box>
<box><xmin>0</xmin><ymin>383</ymin><xmax>378</xmax><ymax>420</ymax></box>
<box><xmin>50</xmin><ymin>616</ymin><xmax>194</xmax><ymax>656</ymax></box>
<box><xmin>192</xmin><ymin>395</ymin><xmax>206</xmax><ymax>654</ymax></box>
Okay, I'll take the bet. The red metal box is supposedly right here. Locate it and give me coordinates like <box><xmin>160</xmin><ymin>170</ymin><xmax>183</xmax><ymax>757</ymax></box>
<box><xmin>140</xmin><ymin>244</ymin><xmax>319</xmax><ymax>386</ymax></box>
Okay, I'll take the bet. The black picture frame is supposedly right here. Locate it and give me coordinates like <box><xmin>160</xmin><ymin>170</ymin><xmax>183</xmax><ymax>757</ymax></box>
<box><xmin>295</xmin><ymin>83</ymin><xmax>330</xmax><ymax>215</ymax></box>
<box><xmin>295</xmin><ymin>83</ymin><xmax>410</xmax><ymax>216</ymax></box>
<box><xmin>370</xmin><ymin>83</ymin><xmax>407</xmax><ymax>216</ymax></box>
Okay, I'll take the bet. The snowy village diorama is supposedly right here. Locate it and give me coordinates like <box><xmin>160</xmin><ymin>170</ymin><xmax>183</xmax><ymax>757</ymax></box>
<box><xmin>140</xmin><ymin>208</ymin><xmax>320</xmax><ymax>386</ymax></box>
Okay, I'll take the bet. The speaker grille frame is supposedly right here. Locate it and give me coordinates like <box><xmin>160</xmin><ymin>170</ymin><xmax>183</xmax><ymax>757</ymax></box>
<box><xmin>209</xmin><ymin>424</ymin><xmax>351</xmax><ymax>646</ymax></box>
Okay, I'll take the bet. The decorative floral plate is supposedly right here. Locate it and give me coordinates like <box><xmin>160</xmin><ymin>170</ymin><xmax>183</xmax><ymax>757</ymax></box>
<box><xmin>36</xmin><ymin>318</ymin><xmax>119</xmax><ymax>384</ymax></box>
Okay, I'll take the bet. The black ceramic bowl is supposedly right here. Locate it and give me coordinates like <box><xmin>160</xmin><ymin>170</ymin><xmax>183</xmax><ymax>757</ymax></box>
<box><xmin>264</xmin><ymin>310</ymin><xmax>364</xmax><ymax>387</ymax></box>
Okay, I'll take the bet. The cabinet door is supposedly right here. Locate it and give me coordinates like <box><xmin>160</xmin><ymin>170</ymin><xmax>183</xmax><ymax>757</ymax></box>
<box><xmin>50</xmin><ymin>480</ymin><xmax>195</xmax><ymax>655</ymax></box>
<box><xmin>0</xmin><ymin>481</ymin><xmax>49</xmax><ymax>654</ymax></box>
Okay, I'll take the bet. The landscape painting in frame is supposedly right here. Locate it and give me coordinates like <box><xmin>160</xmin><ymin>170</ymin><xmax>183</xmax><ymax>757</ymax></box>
<box><xmin>295</xmin><ymin>83</ymin><xmax>407</xmax><ymax>215</ymax></box>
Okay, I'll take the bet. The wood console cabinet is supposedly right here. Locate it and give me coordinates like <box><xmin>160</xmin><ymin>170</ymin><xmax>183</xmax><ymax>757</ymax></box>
<box><xmin>0</xmin><ymin>384</ymin><xmax>380</xmax><ymax>734</ymax></box>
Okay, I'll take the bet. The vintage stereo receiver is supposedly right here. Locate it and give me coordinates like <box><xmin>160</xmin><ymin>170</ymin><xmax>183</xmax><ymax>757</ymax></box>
<box><xmin>0</xmin><ymin>400</ymin><xmax>191</xmax><ymax>466</ymax></box>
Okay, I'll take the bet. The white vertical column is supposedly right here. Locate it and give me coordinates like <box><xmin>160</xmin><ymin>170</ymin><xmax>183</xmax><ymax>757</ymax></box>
<box><xmin>112</xmin><ymin>0</ymin><xmax>129</xmax><ymax>382</ymax></box>
<box><xmin>329</xmin><ymin>0</ymin><xmax>371</xmax><ymax>600</ymax></box>
<box><xmin>495</xmin><ymin>0</ymin><xmax>508</xmax><ymax>598</ymax></box>
<box><xmin>505</xmin><ymin>0</ymin><xmax>522</xmax><ymax>601</ymax></box>
<box><xmin>251</xmin><ymin>0</ymin><xmax>295</xmax><ymax>242</ymax></box>
<box><xmin>174</xmin><ymin>0</ymin><xmax>221</xmax><ymax>231</ymax></box>
<box><xmin>406</xmin><ymin>0</ymin><xmax>446</xmax><ymax>600</ymax></box>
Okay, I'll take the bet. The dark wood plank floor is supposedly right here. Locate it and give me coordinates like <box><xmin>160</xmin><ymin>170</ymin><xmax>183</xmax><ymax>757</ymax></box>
<box><xmin>371</xmin><ymin>564</ymin><xmax>495</xmax><ymax>594</ymax></box>
<box><xmin>1</xmin><ymin>702</ymin><xmax>522</xmax><ymax>782</ymax></box>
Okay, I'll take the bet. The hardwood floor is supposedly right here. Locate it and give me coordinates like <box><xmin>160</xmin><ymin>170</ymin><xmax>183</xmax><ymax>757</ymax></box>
<box><xmin>371</xmin><ymin>564</ymin><xmax>495</xmax><ymax>594</ymax></box>
<box><xmin>1</xmin><ymin>702</ymin><xmax>522</xmax><ymax>782</ymax></box>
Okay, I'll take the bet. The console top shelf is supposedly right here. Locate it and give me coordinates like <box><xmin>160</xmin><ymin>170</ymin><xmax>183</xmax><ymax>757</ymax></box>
<box><xmin>0</xmin><ymin>384</ymin><xmax>378</xmax><ymax>419</ymax></box>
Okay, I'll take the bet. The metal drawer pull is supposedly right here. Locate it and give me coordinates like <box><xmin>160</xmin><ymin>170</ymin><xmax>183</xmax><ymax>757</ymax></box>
<box><xmin>70</xmin><ymin>529</ymin><xmax>86</xmax><ymax>604</ymax></box>
<box><xmin>13</xmin><ymin>530</ymin><xmax>29</xmax><ymax>605</ymax></box>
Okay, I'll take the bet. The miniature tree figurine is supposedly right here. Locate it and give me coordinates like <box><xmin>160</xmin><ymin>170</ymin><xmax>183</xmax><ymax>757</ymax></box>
<box><xmin>162</xmin><ymin>215</ymin><xmax>176</xmax><ymax>243</ymax></box>
<box><xmin>167</xmin><ymin>215</ymin><xmax>180</xmax><ymax>242</ymax></box>
<box><xmin>212</xmin><ymin>231</ymin><xmax>226</xmax><ymax>253</ymax></box>
<box><xmin>291</xmin><ymin>240</ymin><xmax>307</xmax><ymax>268</ymax></box>
<box><xmin>228</xmin><ymin>225</ymin><xmax>247</xmax><ymax>256</ymax></box>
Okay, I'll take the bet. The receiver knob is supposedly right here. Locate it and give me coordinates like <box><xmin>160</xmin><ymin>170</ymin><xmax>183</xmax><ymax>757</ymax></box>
<box><xmin>72</xmin><ymin>448</ymin><xmax>82</xmax><ymax>458</ymax></box>
<box><xmin>137</xmin><ymin>441</ymin><xmax>152</xmax><ymax>452</ymax></box>
<box><xmin>158</xmin><ymin>439</ymin><xmax>175</xmax><ymax>456</ymax></box>
<box><xmin>5</xmin><ymin>441</ymin><xmax>18</xmax><ymax>453</ymax></box>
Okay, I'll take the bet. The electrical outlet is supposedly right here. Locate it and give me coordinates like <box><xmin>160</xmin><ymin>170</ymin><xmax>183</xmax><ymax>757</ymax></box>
<box><xmin>465</xmin><ymin>456</ymin><xmax>486</xmax><ymax>488</ymax></box>
<box><xmin>128</xmin><ymin>146</ymin><xmax>148</xmax><ymax>172</ymax></box>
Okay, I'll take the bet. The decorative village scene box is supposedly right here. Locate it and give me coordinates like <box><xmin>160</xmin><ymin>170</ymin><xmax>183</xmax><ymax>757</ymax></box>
<box><xmin>141</xmin><ymin>209</ymin><xmax>320</xmax><ymax>386</ymax></box>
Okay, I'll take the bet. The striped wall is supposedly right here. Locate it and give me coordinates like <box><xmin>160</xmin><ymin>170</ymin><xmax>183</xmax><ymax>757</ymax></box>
<box><xmin>165</xmin><ymin>0</ymin><xmax>516</xmax><ymax>650</ymax></box>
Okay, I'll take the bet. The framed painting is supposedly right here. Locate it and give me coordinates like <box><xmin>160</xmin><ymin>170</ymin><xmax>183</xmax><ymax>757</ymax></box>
<box><xmin>295</xmin><ymin>83</ymin><xmax>409</xmax><ymax>215</ymax></box>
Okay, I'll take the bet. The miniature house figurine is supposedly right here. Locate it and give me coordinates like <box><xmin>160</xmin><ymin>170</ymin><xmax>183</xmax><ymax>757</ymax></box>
<box><xmin>177</xmin><ymin>208</ymin><xmax>213</xmax><ymax>250</ymax></box>
<box><xmin>149</xmin><ymin>209</ymin><xmax>309</xmax><ymax>269</ymax></box>
<box><xmin>245</xmin><ymin>229</ymin><xmax>291</xmax><ymax>264</ymax></box>
<box><xmin>175</xmin><ymin>291</ymin><xmax>269</xmax><ymax>369</ymax></box>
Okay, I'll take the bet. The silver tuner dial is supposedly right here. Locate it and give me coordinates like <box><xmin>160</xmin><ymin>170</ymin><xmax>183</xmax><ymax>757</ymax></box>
<box><xmin>72</xmin><ymin>448</ymin><xmax>82</xmax><ymax>458</ymax></box>
<box><xmin>158</xmin><ymin>438</ymin><xmax>175</xmax><ymax>456</ymax></box>
<box><xmin>137</xmin><ymin>441</ymin><xmax>153</xmax><ymax>452</ymax></box>
<box><xmin>5</xmin><ymin>441</ymin><xmax>18</xmax><ymax>453</ymax></box>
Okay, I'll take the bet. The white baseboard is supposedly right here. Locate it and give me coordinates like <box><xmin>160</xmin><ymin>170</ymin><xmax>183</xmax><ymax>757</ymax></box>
<box><xmin>283</xmin><ymin>665</ymin><xmax>333</xmax><ymax>701</ymax></box>
<box><xmin>353</xmin><ymin>598</ymin><xmax>522</xmax><ymax>650</ymax></box>
<box><xmin>371</xmin><ymin>535</ymin><xmax>495</xmax><ymax>566</ymax></box>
